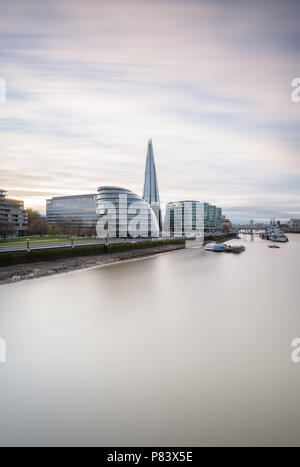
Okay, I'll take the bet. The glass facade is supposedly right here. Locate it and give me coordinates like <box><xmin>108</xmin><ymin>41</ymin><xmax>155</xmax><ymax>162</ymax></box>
<box><xmin>0</xmin><ymin>190</ymin><xmax>27</xmax><ymax>235</ymax></box>
<box><xmin>216</xmin><ymin>207</ymin><xmax>222</xmax><ymax>231</ymax></box>
<box><xmin>164</xmin><ymin>201</ymin><xmax>204</xmax><ymax>237</ymax></box>
<box><xmin>143</xmin><ymin>139</ymin><xmax>161</xmax><ymax>230</ymax></box>
<box><xmin>97</xmin><ymin>186</ymin><xmax>159</xmax><ymax>238</ymax></box>
<box><xmin>204</xmin><ymin>202</ymin><xmax>222</xmax><ymax>233</ymax></box>
<box><xmin>46</xmin><ymin>194</ymin><xmax>97</xmax><ymax>227</ymax></box>
<box><xmin>143</xmin><ymin>139</ymin><xmax>160</xmax><ymax>205</ymax></box>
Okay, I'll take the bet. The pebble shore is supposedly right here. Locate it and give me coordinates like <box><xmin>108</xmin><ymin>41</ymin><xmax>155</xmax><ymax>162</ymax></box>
<box><xmin>0</xmin><ymin>243</ymin><xmax>185</xmax><ymax>286</ymax></box>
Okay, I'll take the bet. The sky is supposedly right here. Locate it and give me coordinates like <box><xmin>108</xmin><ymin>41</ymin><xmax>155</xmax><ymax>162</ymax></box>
<box><xmin>0</xmin><ymin>0</ymin><xmax>300</xmax><ymax>222</ymax></box>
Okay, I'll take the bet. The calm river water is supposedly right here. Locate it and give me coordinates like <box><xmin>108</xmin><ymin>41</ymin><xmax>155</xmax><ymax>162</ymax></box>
<box><xmin>0</xmin><ymin>234</ymin><xmax>300</xmax><ymax>446</ymax></box>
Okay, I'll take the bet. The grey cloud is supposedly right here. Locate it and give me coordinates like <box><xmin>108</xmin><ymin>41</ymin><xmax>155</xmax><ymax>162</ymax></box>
<box><xmin>0</xmin><ymin>0</ymin><xmax>299</xmax><ymax>220</ymax></box>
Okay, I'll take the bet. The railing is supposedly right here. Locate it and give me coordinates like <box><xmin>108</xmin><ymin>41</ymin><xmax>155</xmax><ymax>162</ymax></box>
<box><xmin>0</xmin><ymin>236</ymin><xmax>168</xmax><ymax>254</ymax></box>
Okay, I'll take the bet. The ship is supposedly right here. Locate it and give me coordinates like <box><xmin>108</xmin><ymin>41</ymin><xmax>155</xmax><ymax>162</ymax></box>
<box><xmin>261</xmin><ymin>221</ymin><xmax>288</xmax><ymax>243</ymax></box>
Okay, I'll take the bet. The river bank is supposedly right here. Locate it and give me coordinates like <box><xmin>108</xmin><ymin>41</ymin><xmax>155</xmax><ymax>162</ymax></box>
<box><xmin>0</xmin><ymin>242</ymin><xmax>185</xmax><ymax>285</ymax></box>
<box><xmin>0</xmin><ymin>234</ymin><xmax>238</xmax><ymax>285</ymax></box>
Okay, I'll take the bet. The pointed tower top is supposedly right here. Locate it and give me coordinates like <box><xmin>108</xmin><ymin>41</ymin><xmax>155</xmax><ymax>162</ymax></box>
<box><xmin>143</xmin><ymin>139</ymin><xmax>160</xmax><ymax>205</ymax></box>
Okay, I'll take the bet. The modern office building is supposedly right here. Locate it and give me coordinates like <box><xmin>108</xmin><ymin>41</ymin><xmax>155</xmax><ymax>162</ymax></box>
<box><xmin>165</xmin><ymin>200</ymin><xmax>222</xmax><ymax>236</ymax></box>
<box><xmin>97</xmin><ymin>186</ymin><xmax>159</xmax><ymax>238</ymax></box>
<box><xmin>164</xmin><ymin>201</ymin><xmax>204</xmax><ymax>237</ymax></box>
<box><xmin>143</xmin><ymin>139</ymin><xmax>161</xmax><ymax>230</ymax></box>
<box><xmin>46</xmin><ymin>194</ymin><xmax>97</xmax><ymax>227</ymax></box>
<box><xmin>216</xmin><ymin>207</ymin><xmax>222</xmax><ymax>231</ymax></box>
<box><xmin>204</xmin><ymin>202</ymin><xmax>223</xmax><ymax>233</ymax></box>
<box><xmin>0</xmin><ymin>189</ymin><xmax>27</xmax><ymax>235</ymax></box>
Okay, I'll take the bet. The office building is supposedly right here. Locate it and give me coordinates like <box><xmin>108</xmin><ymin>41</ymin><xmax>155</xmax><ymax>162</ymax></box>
<box><xmin>289</xmin><ymin>219</ymin><xmax>300</xmax><ymax>231</ymax></box>
<box><xmin>46</xmin><ymin>194</ymin><xmax>97</xmax><ymax>227</ymax></box>
<box><xmin>97</xmin><ymin>186</ymin><xmax>159</xmax><ymax>238</ymax></box>
<box><xmin>204</xmin><ymin>203</ymin><xmax>223</xmax><ymax>233</ymax></box>
<box><xmin>164</xmin><ymin>201</ymin><xmax>204</xmax><ymax>237</ymax></box>
<box><xmin>0</xmin><ymin>189</ymin><xmax>27</xmax><ymax>236</ymax></box>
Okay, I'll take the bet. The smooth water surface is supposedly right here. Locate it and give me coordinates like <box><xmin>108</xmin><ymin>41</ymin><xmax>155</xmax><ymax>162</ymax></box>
<box><xmin>0</xmin><ymin>235</ymin><xmax>300</xmax><ymax>446</ymax></box>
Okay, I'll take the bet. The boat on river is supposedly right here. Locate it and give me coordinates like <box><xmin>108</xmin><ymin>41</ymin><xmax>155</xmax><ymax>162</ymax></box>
<box><xmin>261</xmin><ymin>223</ymin><xmax>288</xmax><ymax>243</ymax></box>
<box><xmin>223</xmin><ymin>244</ymin><xmax>246</xmax><ymax>253</ymax></box>
<box><xmin>205</xmin><ymin>242</ymin><xmax>225</xmax><ymax>252</ymax></box>
<box><xmin>205</xmin><ymin>242</ymin><xmax>245</xmax><ymax>253</ymax></box>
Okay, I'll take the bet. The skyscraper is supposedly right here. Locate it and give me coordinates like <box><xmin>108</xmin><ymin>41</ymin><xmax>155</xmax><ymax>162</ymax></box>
<box><xmin>143</xmin><ymin>139</ymin><xmax>161</xmax><ymax>230</ymax></box>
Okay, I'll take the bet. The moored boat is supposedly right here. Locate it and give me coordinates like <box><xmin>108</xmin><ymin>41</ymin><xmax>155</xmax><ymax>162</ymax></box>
<box><xmin>205</xmin><ymin>242</ymin><xmax>225</xmax><ymax>252</ymax></box>
<box><xmin>223</xmin><ymin>244</ymin><xmax>246</xmax><ymax>253</ymax></box>
<box><xmin>261</xmin><ymin>222</ymin><xmax>288</xmax><ymax>243</ymax></box>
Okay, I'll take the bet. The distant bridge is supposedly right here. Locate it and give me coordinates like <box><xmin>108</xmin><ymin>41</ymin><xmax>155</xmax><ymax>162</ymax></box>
<box><xmin>239</xmin><ymin>230</ymin><xmax>261</xmax><ymax>237</ymax></box>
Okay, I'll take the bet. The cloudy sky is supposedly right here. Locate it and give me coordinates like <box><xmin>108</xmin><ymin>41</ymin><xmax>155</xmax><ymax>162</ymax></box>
<box><xmin>0</xmin><ymin>0</ymin><xmax>299</xmax><ymax>221</ymax></box>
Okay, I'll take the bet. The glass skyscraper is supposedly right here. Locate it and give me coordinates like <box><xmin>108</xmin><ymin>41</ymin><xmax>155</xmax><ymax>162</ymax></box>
<box><xmin>143</xmin><ymin>139</ymin><xmax>161</xmax><ymax>230</ymax></box>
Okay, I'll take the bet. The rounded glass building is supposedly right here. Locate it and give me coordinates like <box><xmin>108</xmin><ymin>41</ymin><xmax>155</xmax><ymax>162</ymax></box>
<box><xmin>97</xmin><ymin>187</ymin><xmax>159</xmax><ymax>238</ymax></box>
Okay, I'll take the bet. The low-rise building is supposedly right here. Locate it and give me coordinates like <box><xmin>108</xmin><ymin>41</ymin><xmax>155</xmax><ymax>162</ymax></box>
<box><xmin>0</xmin><ymin>189</ymin><xmax>27</xmax><ymax>236</ymax></box>
<box><xmin>46</xmin><ymin>194</ymin><xmax>98</xmax><ymax>227</ymax></box>
<box><xmin>288</xmin><ymin>219</ymin><xmax>300</xmax><ymax>231</ymax></box>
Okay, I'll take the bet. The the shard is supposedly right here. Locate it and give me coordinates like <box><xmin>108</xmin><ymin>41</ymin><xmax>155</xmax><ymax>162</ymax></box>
<box><xmin>143</xmin><ymin>139</ymin><xmax>160</xmax><ymax>204</ymax></box>
<box><xmin>143</xmin><ymin>139</ymin><xmax>161</xmax><ymax>230</ymax></box>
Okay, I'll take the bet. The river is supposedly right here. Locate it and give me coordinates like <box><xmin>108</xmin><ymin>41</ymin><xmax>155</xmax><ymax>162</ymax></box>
<box><xmin>0</xmin><ymin>234</ymin><xmax>300</xmax><ymax>446</ymax></box>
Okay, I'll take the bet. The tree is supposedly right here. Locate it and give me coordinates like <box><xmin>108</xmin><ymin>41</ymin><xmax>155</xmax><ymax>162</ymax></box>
<box><xmin>222</xmin><ymin>220</ymin><xmax>232</xmax><ymax>233</ymax></box>
<box><xmin>47</xmin><ymin>224</ymin><xmax>55</xmax><ymax>236</ymax></box>
<box><xmin>27</xmin><ymin>209</ymin><xmax>48</xmax><ymax>236</ymax></box>
<box><xmin>54</xmin><ymin>218</ymin><xmax>74</xmax><ymax>236</ymax></box>
<box><xmin>0</xmin><ymin>221</ymin><xmax>17</xmax><ymax>242</ymax></box>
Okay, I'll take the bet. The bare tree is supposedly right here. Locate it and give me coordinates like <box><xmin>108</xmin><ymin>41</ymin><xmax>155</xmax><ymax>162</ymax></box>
<box><xmin>0</xmin><ymin>222</ymin><xmax>17</xmax><ymax>242</ymax></box>
<box><xmin>54</xmin><ymin>218</ymin><xmax>74</xmax><ymax>236</ymax></box>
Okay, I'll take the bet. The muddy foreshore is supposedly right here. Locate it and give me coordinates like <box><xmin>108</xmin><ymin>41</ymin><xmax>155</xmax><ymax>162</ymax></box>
<box><xmin>0</xmin><ymin>243</ymin><xmax>185</xmax><ymax>286</ymax></box>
